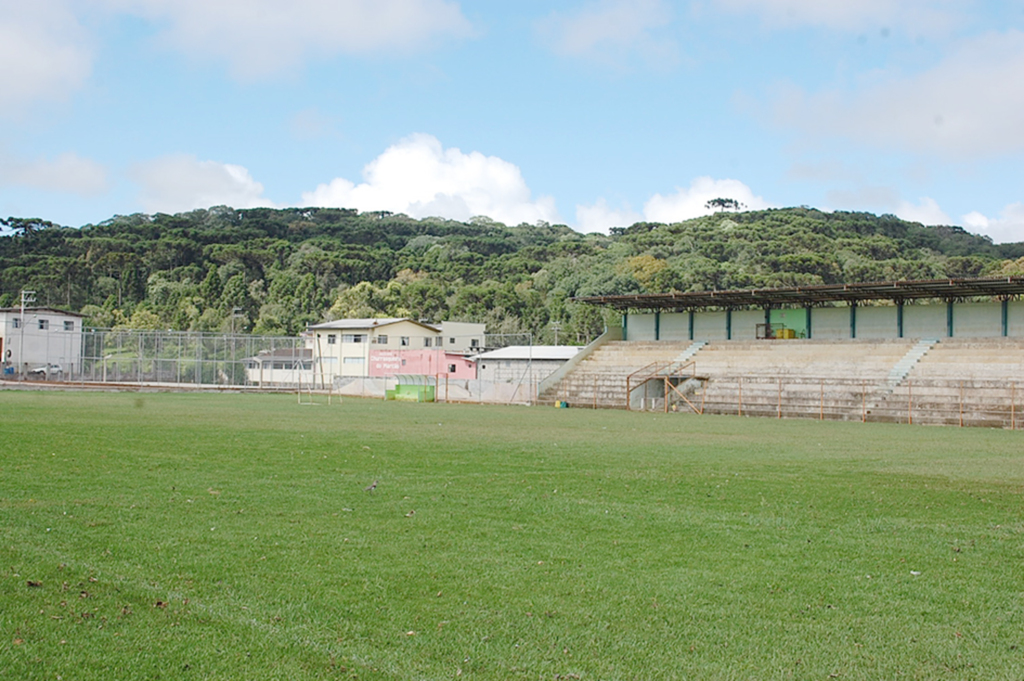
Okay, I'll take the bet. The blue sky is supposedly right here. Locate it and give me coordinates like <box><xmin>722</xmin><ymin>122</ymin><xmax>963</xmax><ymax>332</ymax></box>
<box><xmin>2</xmin><ymin>0</ymin><xmax>1023</xmax><ymax>241</ymax></box>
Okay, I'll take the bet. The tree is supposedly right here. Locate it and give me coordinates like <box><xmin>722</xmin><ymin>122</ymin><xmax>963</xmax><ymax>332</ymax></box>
<box><xmin>705</xmin><ymin>198</ymin><xmax>746</xmax><ymax>212</ymax></box>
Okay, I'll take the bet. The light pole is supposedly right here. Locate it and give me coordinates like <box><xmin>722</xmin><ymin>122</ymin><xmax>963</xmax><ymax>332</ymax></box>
<box><xmin>19</xmin><ymin>290</ymin><xmax>35</xmax><ymax>379</ymax></box>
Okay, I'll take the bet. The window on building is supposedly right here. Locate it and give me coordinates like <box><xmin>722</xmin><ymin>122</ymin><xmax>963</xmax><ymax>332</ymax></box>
<box><xmin>423</xmin><ymin>337</ymin><xmax>432</xmax><ymax>347</ymax></box>
<box><xmin>273</xmin><ymin>362</ymin><xmax>286</xmax><ymax>370</ymax></box>
<box><xmin>449</xmin><ymin>337</ymin><xmax>455</xmax><ymax>345</ymax></box>
<box><xmin>12</xmin><ymin>318</ymin><xmax>20</xmax><ymax>329</ymax></box>
<box><xmin>448</xmin><ymin>364</ymin><xmax>457</xmax><ymax>373</ymax></box>
<box><xmin>302</xmin><ymin>362</ymin><xmax>313</xmax><ymax>370</ymax></box>
<box><xmin>470</xmin><ymin>338</ymin><xmax>479</xmax><ymax>348</ymax></box>
<box><xmin>401</xmin><ymin>359</ymin><xmax>407</xmax><ymax>366</ymax></box>
<box><xmin>38</xmin><ymin>319</ymin><xmax>49</xmax><ymax>330</ymax></box>
<box><xmin>326</xmin><ymin>334</ymin><xmax>337</xmax><ymax>345</ymax></box>
<box><xmin>343</xmin><ymin>356</ymin><xmax>364</xmax><ymax>364</ymax></box>
<box><xmin>64</xmin><ymin>321</ymin><xmax>74</xmax><ymax>331</ymax></box>
<box><xmin>343</xmin><ymin>334</ymin><xmax>366</xmax><ymax>343</ymax></box>
<box><xmin>400</xmin><ymin>336</ymin><xmax>410</xmax><ymax>346</ymax></box>
<box><xmin>376</xmin><ymin>335</ymin><xmax>388</xmax><ymax>344</ymax></box>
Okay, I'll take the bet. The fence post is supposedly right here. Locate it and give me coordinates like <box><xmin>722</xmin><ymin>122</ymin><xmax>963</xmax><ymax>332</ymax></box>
<box><xmin>861</xmin><ymin>380</ymin><xmax>866</xmax><ymax>423</ymax></box>
<box><xmin>738</xmin><ymin>377</ymin><xmax>743</xmax><ymax>417</ymax></box>
<box><xmin>908</xmin><ymin>380</ymin><xmax>913</xmax><ymax>425</ymax></box>
<box><xmin>777</xmin><ymin>377</ymin><xmax>781</xmax><ymax>419</ymax></box>
<box><xmin>959</xmin><ymin>381</ymin><xmax>964</xmax><ymax>427</ymax></box>
<box><xmin>819</xmin><ymin>379</ymin><xmax>824</xmax><ymax>420</ymax></box>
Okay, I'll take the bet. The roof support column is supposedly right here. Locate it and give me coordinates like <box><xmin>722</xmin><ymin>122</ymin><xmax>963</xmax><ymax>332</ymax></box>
<box><xmin>897</xmin><ymin>302</ymin><xmax>904</xmax><ymax>338</ymax></box>
<box><xmin>805</xmin><ymin>306</ymin><xmax>812</xmax><ymax>339</ymax></box>
<box><xmin>622</xmin><ymin>313</ymin><xmax>628</xmax><ymax>341</ymax></box>
<box><xmin>947</xmin><ymin>300</ymin><xmax>954</xmax><ymax>338</ymax></box>
<box><xmin>850</xmin><ymin>303</ymin><xmax>857</xmax><ymax>339</ymax></box>
<box><xmin>654</xmin><ymin>312</ymin><xmax>660</xmax><ymax>341</ymax></box>
<box><xmin>1002</xmin><ymin>299</ymin><xmax>1009</xmax><ymax>337</ymax></box>
<box><xmin>726</xmin><ymin>309</ymin><xmax>733</xmax><ymax>341</ymax></box>
<box><xmin>688</xmin><ymin>310</ymin><xmax>694</xmax><ymax>341</ymax></box>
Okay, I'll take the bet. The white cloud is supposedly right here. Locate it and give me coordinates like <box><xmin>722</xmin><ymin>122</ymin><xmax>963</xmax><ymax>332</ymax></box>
<box><xmin>0</xmin><ymin>0</ymin><xmax>93</xmax><ymax>111</ymax></box>
<box><xmin>576</xmin><ymin>177</ymin><xmax>771</xmax><ymax>232</ymax></box>
<box><xmin>644</xmin><ymin>176</ymin><xmax>772</xmax><ymax>223</ymax></box>
<box><xmin>302</xmin><ymin>134</ymin><xmax>560</xmax><ymax>226</ymax></box>
<box><xmin>0</xmin><ymin>152</ymin><xmax>108</xmax><ymax>196</ymax></box>
<box><xmin>105</xmin><ymin>0</ymin><xmax>474</xmax><ymax>79</ymax></box>
<box><xmin>537</xmin><ymin>0</ymin><xmax>677</xmax><ymax>68</ymax></box>
<box><xmin>769</xmin><ymin>30</ymin><xmax>1024</xmax><ymax>158</ymax></box>
<box><xmin>963</xmin><ymin>204</ymin><xmax>1024</xmax><ymax>244</ymax></box>
<box><xmin>894</xmin><ymin>197</ymin><xmax>952</xmax><ymax>225</ymax></box>
<box><xmin>712</xmin><ymin>0</ymin><xmax>965</xmax><ymax>35</ymax></box>
<box><xmin>131</xmin><ymin>154</ymin><xmax>274</xmax><ymax>214</ymax></box>
<box><xmin>575</xmin><ymin>198</ymin><xmax>642</xmax><ymax>233</ymax></box>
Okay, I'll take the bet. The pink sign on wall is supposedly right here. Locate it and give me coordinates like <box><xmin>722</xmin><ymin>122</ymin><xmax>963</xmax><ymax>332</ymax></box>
<box><xmin>368</xmin><ymin>349</ymin><xmax>477</xmax><ymax>379</ymax></box>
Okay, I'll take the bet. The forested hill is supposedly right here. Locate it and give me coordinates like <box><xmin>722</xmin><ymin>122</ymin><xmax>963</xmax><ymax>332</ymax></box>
<box><xmin>2</xmin><ymin>206</ymin><xmax>1023</xmax><ymax>344</ymax></box>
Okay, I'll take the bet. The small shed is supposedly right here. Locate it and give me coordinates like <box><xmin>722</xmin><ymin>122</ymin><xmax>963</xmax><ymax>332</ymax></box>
<box><xmin>472</xmin><ymin>346</ymin><xmax>582</xmax><ymax>383</ymax></box>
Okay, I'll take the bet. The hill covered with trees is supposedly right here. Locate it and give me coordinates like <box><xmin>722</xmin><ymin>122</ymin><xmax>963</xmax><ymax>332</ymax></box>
<box><xmin>2</xmin><ymin>206</ymin><xmax>1023</xmax><ymax>344</ymax></box>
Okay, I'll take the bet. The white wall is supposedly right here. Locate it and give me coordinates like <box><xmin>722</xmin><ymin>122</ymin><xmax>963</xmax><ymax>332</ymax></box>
<box><xmin>952</xmin><ymin>301</ymin><xmax>1001</xmax><ymax>338</ymax></box>
<box><xmin>1010</xmin><ymin>301</ymin><xmax>1024</xmax><ymax>337</ymax></box>
<box><xmin>856</xmin><ymin>306</ymin><xmax>897</xmax><ymax>339</ymax></box>
<box><xmin>810</xmin><ymin>307</ymin><xmax>849</xmax><ymax>339</ymax></box>
<box><xmin>626</xmin><ymin>313</ymin><xmax>657</xmax><ymax>341</ymax></box>
<box><xmin>693</xmin><ymin>311</ymin><xmax>728</xmax><ymax>340</ymax></box>
<box><xmin>0</xmin><ymin>310</ymin><xmax>83</xmax><ymax>376</ymax></box>
<box><xmin>659</xmin><ymin>312</ymin><xmax>690</xmax><ymax>340</ymax></box>
<box><xmin>903</xmin><ymin>304</ymin><xmax>947</xmax><ymax>338</ymax></box>
<box><xmin>621</xmin><ymin>301</ymin><xmax>1023</xmax><ymax>343</ymax></box>
<box><xmin>731</xmin><ymin>309</ymin><xmax>764</xmax><ymax>340</ymax></box>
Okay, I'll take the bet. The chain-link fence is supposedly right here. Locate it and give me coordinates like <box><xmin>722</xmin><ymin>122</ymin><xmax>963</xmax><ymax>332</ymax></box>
<box><xmin>78</xmin><ymin>329</ymin><xmax>305</xmax><ymax>387</ymax></box>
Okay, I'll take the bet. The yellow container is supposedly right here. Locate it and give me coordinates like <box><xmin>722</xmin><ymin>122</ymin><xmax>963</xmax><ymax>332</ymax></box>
<box><xmin>776</xmin><ymin>328</ymin><xmax>796</xmax><ymax>339</ymax></box>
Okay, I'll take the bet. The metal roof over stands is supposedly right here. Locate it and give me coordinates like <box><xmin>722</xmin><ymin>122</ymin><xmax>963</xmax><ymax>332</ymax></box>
<box><xmin>575</xmin><ymin>276</ymin><xmax>1024</xmax><ymax>311</ymax></box>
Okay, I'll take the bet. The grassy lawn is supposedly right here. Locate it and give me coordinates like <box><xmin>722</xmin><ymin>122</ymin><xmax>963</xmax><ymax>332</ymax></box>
<box><xmin>1</xmin><ymin>391</ymin><xmax>1023</xmax><ymax>680</ymax></box>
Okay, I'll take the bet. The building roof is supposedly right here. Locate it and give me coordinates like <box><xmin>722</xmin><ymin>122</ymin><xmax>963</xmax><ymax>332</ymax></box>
<box><xmin>471</xmin><ymin>345</ymin><xmax>582</xmax><ymax>362</ymax></box>
<box><xmin>308</xmin><ymin>317</ymin><xmax>440</xmax><ymax>332</ymax></box>
<box><xmin>0</xmin><ymin>306</ymin><xmax>85</xmax><ymax>317</ymax></box>
<box><xmin>249</xmin><ymin>348</ymin><xmax>312</xmax><ymax>360</ymax></box>
<box><xmin>575</xmin><ymin>276</ymin><xmax>1024</xmax><ymax>311</ymax></box>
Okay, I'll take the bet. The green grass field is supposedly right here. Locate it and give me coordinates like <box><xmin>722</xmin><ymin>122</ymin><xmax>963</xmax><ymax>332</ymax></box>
<box><xmin>1</xmin><ymin>391</ymin><xmax>1022</xmax><ymax>680</ymax></box>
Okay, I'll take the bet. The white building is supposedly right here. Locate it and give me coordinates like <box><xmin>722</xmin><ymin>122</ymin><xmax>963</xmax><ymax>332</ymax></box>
<box><xmin>472</xmin><ymin>345</ymin><xmax>581</xmax><ymax>383</ymax></box>
<box><xmin>308</xmin><ymin>318</ymin><xmax>486</xmax><ymax>380</ymax></box>
<box><xmin>243</xmin><ymin>347</ymin><xmax>314</xmax><ymax>387</ymax></box>
<box><xmin>0</xmin><ymin>307</ymin><xmax>84</xmax><ymax>378</ymax></box>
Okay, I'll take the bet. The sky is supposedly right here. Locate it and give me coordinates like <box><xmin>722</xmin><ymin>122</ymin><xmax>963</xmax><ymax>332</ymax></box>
<box><xmin>1</xmin><ymin>0</ymin><xmax>1023</xmax><ymax>242</ymax></box>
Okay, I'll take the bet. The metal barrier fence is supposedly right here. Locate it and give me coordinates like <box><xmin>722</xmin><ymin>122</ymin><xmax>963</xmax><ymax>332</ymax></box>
<box><xmin>633</xmin><ymin>374</ymin><xmax>1021</xmax><ymax>429</ymax></box>
<box><xmin>78</xmin><ymin>329</ymin><xmax>305</xmax><ymax>387</ymax></box>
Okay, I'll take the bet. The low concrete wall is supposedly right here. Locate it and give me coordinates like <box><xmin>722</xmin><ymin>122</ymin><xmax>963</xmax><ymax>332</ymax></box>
<box><xmin>538</xmin><ymin>326</ymin><xmax>622</xmax><ymax>397</ymax></box>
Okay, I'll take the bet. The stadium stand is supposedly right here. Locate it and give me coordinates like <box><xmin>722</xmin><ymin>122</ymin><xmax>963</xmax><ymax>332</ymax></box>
<box><xmin>545</xmin><ymin>276</ymin><xmax>1024</xmax><ymax>428</ymax></box>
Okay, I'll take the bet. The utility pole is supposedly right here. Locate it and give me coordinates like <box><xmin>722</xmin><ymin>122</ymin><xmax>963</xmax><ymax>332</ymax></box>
<box><xmin>19</xmin><ymin>290</ymin><xmax>35</xmax><ymax>379</ymax></box>
<box><xmin>551</xmin><ymin>321</ymin><xmax>561</xmax><ymax>346</ymax></box>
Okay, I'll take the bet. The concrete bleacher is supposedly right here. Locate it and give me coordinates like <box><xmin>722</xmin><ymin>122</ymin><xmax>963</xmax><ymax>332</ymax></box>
<box><xmin>538</xmin><ymin>340</ymin><xmax>694</xmax><ymax>409</ymax></box>
<box><xmin>539</xmin><ymin>337</ymin><xmax>1023</xmax><ymax>428</ymax></box>
<box><xmin>869</xmin><ymin>338</ymin><xmax>1024</xmax><ymax>427</ymax></box>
